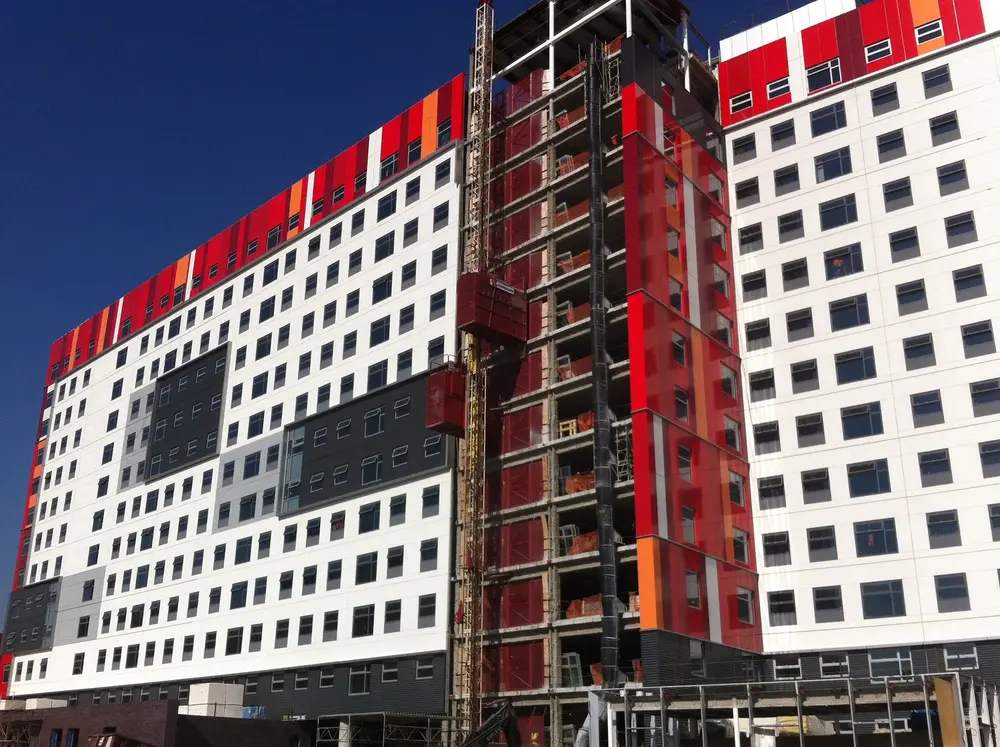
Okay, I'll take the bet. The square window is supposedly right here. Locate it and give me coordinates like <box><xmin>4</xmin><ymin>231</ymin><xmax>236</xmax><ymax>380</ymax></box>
<box><xmin>744</xmin><ymin>319</ymin><xmax>770</xmax><ymax>350</ymax></box>
<box><xmin>774</xmin><ymin>166</ymin><xmax>800</xmax><ymax>198</ymax></box>
<box><xmin>919</xmin><ymin>449</ymin><xmax>952</xmax><ymax>487</ymax></box>
<box><xmin>738</xmin><ymin>223</ymin><xmax>763</xmax><ymax>254</ymax></box>
<box><xmin>882</xmin><ymin>177</ymin><xmax>913</xmax><ymax>211</ymax></box>
<box><xmin>847</xmin><ymin>459</ymin><xmax>891</xmax><ymax>497</ymax></box>
<box><xmin>770</xmin><ymin>119</ymin><xmax>794</xmax><ymax>149</ymax></box>
<box><xmin>734</xmin><ymin>178</ymin><xmax>759</xmax><ymax>208</ymax></box>
<box><xmin>768</xmin><ymin>590</ymin><xmax>797</xmax><ymax>627</ymax></box>
<box><xmin>935</xmin><ymin>573</ymin><xmax>969</xmax><ymax>613</ymax></box>
<box><xmin>945</xmin><ymin>212</ymin><xmax>977</xmax><ymax>247</ymax></box>
<box><xmin>814</xmin><ymin>586</ymin><xmax>845</xmax><ymax>624</ymax></box>
<box><xmin>938</xmin><ymin>160</ymin><xmax>969</xmax><ymax>196</ymax></box>
<box><xmin>815</xmin><ymin>146</ymin><xmax>852</xmax><ymax>183</ymax></box>
<box><xmin>876</xmin><ymin>129</ymin><xmax>906</xmax><ymax>162</ymax></box>
<box><xmin>781</xmin><ymin>258</ymin><xmax>808</xmax><ymax>291</ymax></box>
<box><xmin>861</xmin><ymin>579</ymin><xmax>906</xmax><ymax>619</ymax></box>
<box><xmin>923</xmin><ymin>64</ymin><xmax>952</xmax><ymax>97</ymax></box>
<box><xmin>927</xmin><ymin>510</ymin><xmax>961</xmax><ymax>549</ymax></box>
<box><xmin>910</xmin><ymin>390</ymin><xmax>943</xmax><ymax>427</ymax></box>
<box><xmin>829</xmin><ymin>293</ymin><xmax>869</xmax><ymax>331</ymax></box>
<box><xmin>802</xmin><ymin>468</ymin><xmax>831</xmax><ymax>504</ymax></box>
<box><xmin>790</xmin><ymin>359</ymin><xmax>819</xmax><ymax>394</ymax></box>
<box><xmin>785</xmin><ymin>308</ymin><xmax>813</xmax><ymax>342</ymax></box>
<box><xmin>732</xmin><ymin>134</ymin><xmax>756</xmax><ymax>164</ymax></box>
<box><xmin>962</xmin><ymin>321</ymin><xmax>995</xmax><ymax>358</ymax></box>
<box><xmin>895</xmin><ymin>279</ymin><xmax>927</xmax><ymax>315</ymax></box>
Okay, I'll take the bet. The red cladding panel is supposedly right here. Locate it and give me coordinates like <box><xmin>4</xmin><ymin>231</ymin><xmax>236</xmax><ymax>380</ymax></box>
<box><xmin>499</xmin><ymin>643</ymin><xmax>545</xmax><ymax>692</ymax></box>
<box><xmin>406</xmin><ymin>100</ymin><xmax>424</xmax><ymax>144</ymax></box>
<box><xmin>622</xmin><ymin>138</ymin><xmax>668</xmax><ymax>295</ymax></box>
<box><xmin>501</xmin><ymin>405</ymin><xmax>543</xmax><ymax>454</ymax></box>
<box><xmin>954</xmin><ymin>0</ymin><xmax>986</xmax><ymax>36</ymax></box>
<box><xmin>489</xmin><ymin>461</ymin><xmax>545</xmax><ymax>511</ymax></box>
<box><xmin>802</xmin><ymin>18</ymin><xmax>839</xmax><ymax>69</ymax></box>
<box><xmin>500</xmin><ymin>578</ymin><xmax>544</xmax><ymax>627</ymax></box>
<box><xmin>381</xmin><ymin>115</ymin><xmax>403</xmax><ymax>160</ymax></box>
<box><xmin>489</xmin><ymin>519</ymin><xmax>544</xmax><ymax>568</ymax></box>
<box><xmin>835</xmin><ymin>10</ymin><xmax>867</xmax><ymax>82</ymax></box>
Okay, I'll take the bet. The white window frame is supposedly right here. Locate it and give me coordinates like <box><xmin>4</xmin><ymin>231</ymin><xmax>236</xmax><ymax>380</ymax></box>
<box><xmin>916</xmin><ymin>19</ymin><xmax>944</xmax><ymax>45</ymax></box>
<box><xmin>944</xmin><ymin>644</ymin><xmax>978</xmax><ymax>671</ymax></box>
<box><xmin>869</xmin><ymin>647</ymin><xmax>913</xmax><ymax>679</ymax></box>
<box><xmin>865</xmin><ymin>39</ymin><xmax>892</xmax><ymax>63</ymax></box>
<box><xmin>772</xmin><ymin>656</ymin><xmax>801</xmax><ymax>680</ymax></box>
<box><xmin>730</xmin><ymin>91</ymin><xmax>753</xmax><ymax>114</ymax></box>
<box><xmin>767</xmin><ymin>77</ymin><xmax>790</xmax><ymax>99</ymax></box>
<box><xmin>820</xmin><ymin>654</ymin><xmax>850</xmax><ymax>678</ymax></box>
<box><xmin>806</xmin><ymin>58</ymin><xmax>842</xmax><ymax>92</ymax></box>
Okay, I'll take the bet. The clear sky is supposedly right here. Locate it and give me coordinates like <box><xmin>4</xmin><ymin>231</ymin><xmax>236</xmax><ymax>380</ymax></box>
<box><xmin>0</xmin><ymin>0</ymin><xmax>784</xmax><ymax>611</ymax></box>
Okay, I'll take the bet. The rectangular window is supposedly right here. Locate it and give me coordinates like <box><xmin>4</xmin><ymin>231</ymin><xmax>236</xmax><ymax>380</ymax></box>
<box><xmin>810</xmin><ymin>101</ymin><xmax>846</xmax><ymax>137</ymax></box>
<box><xmin>855</xmin><ymin>519</ymin><xmax>898</xmax><ymax>556</ymax></box>
<box><xmin>732</xmin><ymin>133</ymin><xmax>756</xmax><ymax>162</ymax></box>
<box><xmin>861</xmin><ymin>580</ymin><xmax>906</xmax><ymax>619</ymax></box>
<box><xmin>770</xmin><ymin>119</ymin><xmax>795</xmax><ymax>149</ymax></box>
<box><xmin>729</xmin><ymin>91</ymin><xmax>752</xmax><ymax>113</ymax></box>
<box><xmin>916</xmin><ymin>19</ymin><xmax>944</xmax><ymax>44</ymax></box>
<box><xmin>829</xmin><ymin>294</ymin><xmax>869</xmax><ymax>331</ymax></box>
<box><xmin>824</xmin><ymin>243</ymin><xmax>863</xmax><ymax>280</ymax></box>
<box><xmin>806</xmin><ymin>60</ymin><xmax>842</xmax><ymax>93</ymax></box>
<box><xmin>865</xmin><ymin>38</ymin><xmax>891</xmax><ymax>63</ymax></box>
<box><xmin>815</xmin><ymin>147</ymin><xmax>852</xmax><ymax>183</ymax></box>
<box><xmin>848</xmin><ymin>459</ymin><xmax>891</xmax><ymax>497</ymax></box>
<box><xmin>819</xmin><ymin>194</ymin><xmax>858</xmax><ymax>230</ymax></box>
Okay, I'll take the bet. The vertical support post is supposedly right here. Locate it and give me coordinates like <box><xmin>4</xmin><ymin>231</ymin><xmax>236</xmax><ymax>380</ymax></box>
<box><xmin>624</xmin><ymin>692</ymin><xmax>633</xmax><ymax>747</ymax></box>
<box><xmin>847</xmin><ymin>678</ymin><xmax>859</xmax><ymax>747</ymax></box>
<box><xmin>681</xmin><ymin>12</ymin><xmax>691</xmax><ymax>93</ymax></box>
<box><xmin>732</xmin><ymin>701</ymin><xmax>741</xmax><ymax>747</ymax></box>
<box><xmin>886</xmin><ymin>681</ymin><xmax>897</xmax><ymax>747</ymax></box>
<box><xmin>794</xmin><ymin>680</ymin><xmax>805</xmax><ymax>747</ymax></box>
<box><xmin>589</xmin><ymin>689</ymin><xmax>604</xmax><ymax>747</ymax></box>
<box><xmin>922</xmin><ymin>675</ymin><xmax>937</xmax><ymax>747</ymax></box>
<box><xmin>587</xmin><ymin>36</ymin><xmax>620</xmax><ymax>690</ymax></box>
<box><xmin>700</xmin><ymin>686</ymin><xmax>708</xmax><ymax>747</ymax></box>
<box><xmin>957</xmin><ymin>674</ymin><xmax>969</xmax><ymax>747</ymax></box>
<box><xmin>659</xmin><ymin>691</ymin><xmax>668</xmax><ymax>747</ymax></box>
<box><xmin>609</xmin><ymin>704</ymin><xmax>618</xmax><ymax>747</ymax></box>
<box><xmin>548</xmin><ymin>1</ymin><xmax>557</xmax><ymax>91</ymax></box>
<box><xmin>746</xmin><ymin>685</ymin><xmax>755</xmax><ymax>747</ymax></box>
<box><xmin>625</xmin><ymin>0</ymin><xmax>632</xmax><ymax>38</ymax></box>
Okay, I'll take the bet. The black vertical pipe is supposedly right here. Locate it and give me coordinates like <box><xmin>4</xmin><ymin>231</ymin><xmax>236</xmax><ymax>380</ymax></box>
<box><xmin>586</xmin><ymin>38</ymin><xmax>621</xmax><ymax>688</ymax></box>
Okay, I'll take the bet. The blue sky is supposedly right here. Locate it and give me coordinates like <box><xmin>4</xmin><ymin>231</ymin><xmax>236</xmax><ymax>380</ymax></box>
<box><xmin>0</xmin><ymin>0</ymin><xmax>773</xmax><ymax>608</ymax></box>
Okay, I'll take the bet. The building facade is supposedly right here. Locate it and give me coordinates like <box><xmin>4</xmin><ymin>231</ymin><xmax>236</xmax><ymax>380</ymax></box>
<box><xmin>3</xmin><ymin>76</ymin><xmax>466</xmax><ymax>717</ymax></box>
<box><xmin>720</xmin><ymin>0</ymin><xmax>1000</xmax><ymax>680</ymax></box>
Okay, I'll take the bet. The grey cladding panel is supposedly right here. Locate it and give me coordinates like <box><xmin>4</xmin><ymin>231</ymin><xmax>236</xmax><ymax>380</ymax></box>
<box><xmin>281</xmin><ymin>373</ymin><xmax>451</xmax><ymax>515</ymax></box>
<box><xmin>4</xmin><ymin>578</ymin><xmax>59</xmax><ymax>654</ymax></box>
<box><xmin>144</xmin><ymin>345</ymin><xmax>229</xmax><ymax>480</ymax></box>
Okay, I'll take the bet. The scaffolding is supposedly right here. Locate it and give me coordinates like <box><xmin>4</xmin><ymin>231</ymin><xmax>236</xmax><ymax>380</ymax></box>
<box><xmin>0</xmin><ymin>711</ymin><xmax>41</xmax><ymax>747</ymax></box>
<box><xmin>317</xmin><ymin>713</ymin><xmax>453</xmax><ymax>747</ymax></box>
<box><xmin>584</xmin><ymin>673</ymin><xmax>999</xmax><ymax>747</ymax></box>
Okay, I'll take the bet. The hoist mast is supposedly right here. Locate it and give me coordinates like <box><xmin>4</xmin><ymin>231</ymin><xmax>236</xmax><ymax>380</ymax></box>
<box><xmin>454</xmin><ymin>0</ymin><xmax>494</xmax><ymax>739</ymax></box>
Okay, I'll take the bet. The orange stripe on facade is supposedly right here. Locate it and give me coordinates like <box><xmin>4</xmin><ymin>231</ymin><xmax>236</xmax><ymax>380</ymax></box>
<box><xmin>95</xmin><ymin>306</ymin><xmax>110</xmax><ymax>355</ymax></box>
<box><xmin>66</xmin><ymin>327</ymin><xmax>80</xmax><ymax>371</ymax></box>
<box><xmin>637</xmin><ymin>537</ymin><xmax>663</xmax><ymax>629</ymax></box>
<box><xmin>691</xmin><ymin>332</ymin><xmax>709</xmax><ymax>439</ymax></box>
<box><xmin>287</xmin><ymin>179</ymin><xmax>304</xmax><ymax>238</ymax></box>
<box><xmin>172</xmin><ymin>255</ymin><xmax>190</xmax><ymax>292</ymax></box>
<box><xmin>918</xmin><ymin>35</ymin><xmax>947</xmax><ymax>53</ymax></box>
<box><xmin>421</xmin><ymin>90</ymin><xmax>440</xmax><ymax>159</ymax></box>
<box><xmin>909</xmin><ymin>0</ymin><xmax>941</xmax><ymax>26</ymax></box>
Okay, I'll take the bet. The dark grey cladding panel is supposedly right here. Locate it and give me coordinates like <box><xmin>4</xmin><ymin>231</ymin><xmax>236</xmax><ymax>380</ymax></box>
<box><xmin>36</xmin><ymin>652</ymin><xmax>446</xmax><ymax>720</ymax></box>
<box><xmin>244</xmin><ymin>652</ymin><xmax>447</xmax><ymax>718</ymax></box>
<box><xmin>280</xmin><ymin>372</ymin><xmax>452</xmax><ymax>516</ymax></box>
<box><xmin>640</xmin><ymin>630</ymin><xmax>764</xmax><ymax>686</ymax></box>
<box><xmin>4</xmin><ymin>578</ymin><xmax>60</xmax><ymax>655</ymax></box>
<box><xmin>144</xmin><ymin>344</ymin><xmax>229</xmax><ymax>480</ymax></box>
